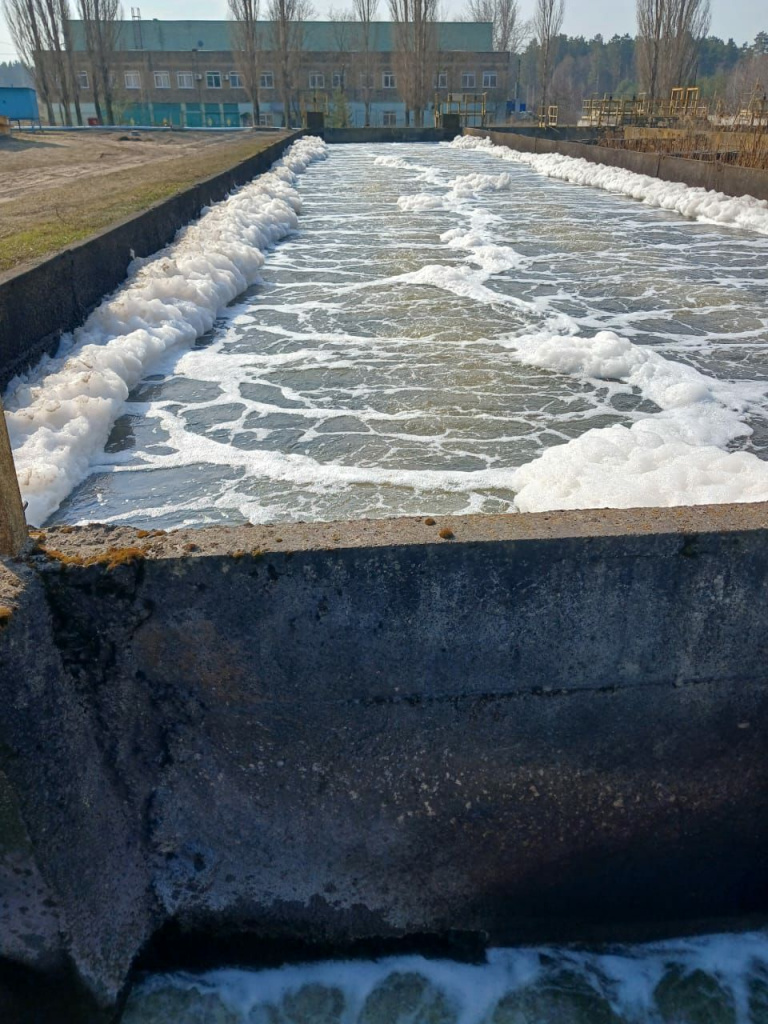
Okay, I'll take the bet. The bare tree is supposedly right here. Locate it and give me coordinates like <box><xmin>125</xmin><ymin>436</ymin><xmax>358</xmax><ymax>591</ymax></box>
<box><xmin>352</xmin><ymin>0</ymin><xmax>378</xmax><ymax>125</ymax></box>
<box><xmin>78</xmin><ymin>0</ymin><xmax>103</xmax><ymax>121</ymax></box>
<box><xmin>34</xmin><ymin>0</ymin><xmax>78</xmax><ymax>124</ymax></box>
<box><xmin>228</xmin><ymin>0</ymin><xmax>261</xmax><ymax>125</ymax></box>
<box><xmin>636</xmin><ymin>0</ymin><xmax>664</xmax><ymax>101</ymax></box>
<box><xmin>388</xmin><ymin>0</ymin><xmax>437</xmax><ymax>127</ymax></box>
<box><xmin>2</xmin><ymin>0</ymin><xmax>57</xmax><ymax>121</ymax></box>
<box><xmin>329</xmin><ymin>6</ymin><xmax>354</xmax><ymax>92</ymax></box>
<box><xmin>533</xmin><ymin>0</ymin><xmax>563</xmax><ymax>114</ymax></box>
<box><xmin>464</xmin><ymin>0</ymin><xmax>526</xmax><ymax>55</ymax></box>
<box><xmin>636</xmin><ymin>0</ymin><xmax>710</xmax><ymax>102</ymax></box>
<box><xmin>58</xmin><ymin>0</ymin><xmax>82</xmax><ymax>124</ymax></box>
<box><xmin>75</xmin><ymin>0</ymin><xmax>121</xmax><ymax>123</ymax></box>
<box><xmin>267</xmin><ymin>0</ymin><xmax>313</xmax><ymax>127</ymax></box>
<box><xmin>660</xmin><ymin>0</ymin><xmax>710</xmax><ymax>95</ymax></box>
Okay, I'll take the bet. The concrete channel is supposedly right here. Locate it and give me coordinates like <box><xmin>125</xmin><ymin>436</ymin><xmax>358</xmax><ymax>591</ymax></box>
<box><xmin>2</xmin><ymin>508</ymin><xmax>768</xmax><ymax>1019</ymax></box>
<box><xmin>465</xmin><ymin>126</ymin><xmax>768</xmax><ymax>202</ymax></box>
<box><xmin>1</xmin><ymin>128</ymin><xmax>768</xmax><ymax>1020</ymax></box>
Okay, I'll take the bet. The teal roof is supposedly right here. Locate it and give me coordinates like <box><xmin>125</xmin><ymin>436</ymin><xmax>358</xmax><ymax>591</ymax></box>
<box><xmin>68</xmin><ymin>19</ymin><xmax>494</xmax><ymax>53</ymax></box>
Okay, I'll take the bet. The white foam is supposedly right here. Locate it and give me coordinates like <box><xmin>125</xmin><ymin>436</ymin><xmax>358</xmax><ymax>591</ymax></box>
<box><xmin>504</xmin><ymin>330</ymin><xmax>768</xmax><ymax>512</ymax></box>
<box><xmin>451</xmin><ymin>134</ymin><xmax>768</xmax><ymax>236</ymax></box>
<box><xmin>125</xmin><ymin>930</ymin><xmax>768</xmax><ymax>1024</ymax></box>
<box><xmin>374</xmin><ymin>154</ymin><xmax>410</xmax><ymax>169</ymax></box>
<box><xmin>396</xmin><ymin>194</ymin><xmax>445</xmax><ymax>212</ymax></box>
<box><xmin>449</xmin><ymin>171</ymin><xmax>512</xmax><ymax>197</ymax></box>
<box><xmin>3</xmin><ymin>136</ymin><xmax>328</xmax><ymax>526</ymax></box>
<box><xmin>391</xmin><ymin>158</ymin><xmax>530</xmax><ymax>304</ymax></box>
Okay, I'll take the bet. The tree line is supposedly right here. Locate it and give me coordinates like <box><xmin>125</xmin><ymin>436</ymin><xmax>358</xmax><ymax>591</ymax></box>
<box><xmin>477</xmin><ymin>0</ymin><xmax>766</xmax><ymax>122</ymax></box>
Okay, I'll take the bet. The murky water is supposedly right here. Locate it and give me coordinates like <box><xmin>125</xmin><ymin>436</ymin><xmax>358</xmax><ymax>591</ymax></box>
<box><xmin>45</xmin><ymin>141</ymin><xmax>768</xmax><ymax>528</ymax></box>
<box><xmin>123</xmin><ymin>933</ymin><xmax>768</xmax><ymax>1023</ymax></box>
<box><xmin>25</xmin><ymin>144</ymin><xmax>768</xmax><ymax>1019</ymax></box>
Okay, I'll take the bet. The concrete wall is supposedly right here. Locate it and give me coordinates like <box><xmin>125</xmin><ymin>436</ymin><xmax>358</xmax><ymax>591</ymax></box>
<box><xmin>2</xmin><ymin>503</ymin><xmax>768</xmax><ymax>1019</ymax></box>
<box><xmin>324</xmin><ymin>126</ymin><xmax>457</xmax><ymax>144</ymax></box>
<box><xmin>466</xmin><ymin>128</ymin><xmax>768</xmax><ymax>202</ymax></box>
<box><xmin>0</xmin><ymin>131</ymin><xmax>302</xmax><ymax>389</ymax></box>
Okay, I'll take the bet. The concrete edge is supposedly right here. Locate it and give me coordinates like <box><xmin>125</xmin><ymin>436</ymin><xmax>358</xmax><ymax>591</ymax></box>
<box><xmin>25</xmin><ymin>501</ymin><xmax>768</xmax><ymax>562</ymax></box>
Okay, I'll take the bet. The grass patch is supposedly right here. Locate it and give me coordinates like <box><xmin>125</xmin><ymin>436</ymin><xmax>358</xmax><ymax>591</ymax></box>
<box><xmin>0</xmin><ymin>134</ymin><xmax>281</xmax><ymax>274</ymax></box>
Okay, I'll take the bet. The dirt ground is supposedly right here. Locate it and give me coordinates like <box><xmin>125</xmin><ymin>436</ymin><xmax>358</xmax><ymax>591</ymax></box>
<box><xmin>0</xmin><ymin>129</ymin><xmax>286</xmax><ymax>274</ymax></box>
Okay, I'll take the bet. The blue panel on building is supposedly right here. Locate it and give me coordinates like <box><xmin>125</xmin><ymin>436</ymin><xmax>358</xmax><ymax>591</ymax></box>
<box><xmin>223</xmin><ymin>102</ymin><xmax>239</xmax><ymax>126</ymax></box>
<box><xmin>204</xmin><ymin>103</ymin><xmax>222</xmax><ymax>126</ymax></box>
<box><xmin>124</xmin><ymin>103</ymin><xmax>152</xmax><ymax>124</ymax></box>
<box><xmin>0</xmin><ymin>87</ymin><xmax>39</xmax><ymax>120</ymax></box>
<box><xmin>185</xmin><ymin>102</ymin><xmax>203</xmax><ymax>127</ymax></box>
<box><xmin>153</xmin><ymin>103</ymin><xmax>182</xmax><ymax>126</ymax></box>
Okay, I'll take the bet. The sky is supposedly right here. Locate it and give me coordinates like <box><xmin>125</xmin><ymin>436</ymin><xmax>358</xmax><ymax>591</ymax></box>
<box><xmin>1</xmin><ymin>0</ymin><xmax>765</xmax><ymax>63</ymax></box>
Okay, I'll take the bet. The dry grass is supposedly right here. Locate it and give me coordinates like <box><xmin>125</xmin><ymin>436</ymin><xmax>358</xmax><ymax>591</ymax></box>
<box><xmin>0</xmin><ymin>129</ymin><xmax>285</xmax><ymax>275</ymax></box>
<box><xmin>599</xmin><ymin>125</ymin><xmax>768</xmax><ymax>170</ymax></box>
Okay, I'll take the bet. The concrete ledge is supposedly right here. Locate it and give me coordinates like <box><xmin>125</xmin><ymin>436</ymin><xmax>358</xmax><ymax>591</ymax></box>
<box><xmin>1</xmin><ymin>502</ymin><xmax>768</xmax><ymax>1017</ymax></box>
<box><xmin>0</xmin><ymin>131</ymin><xmax>302</xmax><ymax>389</ymax></box>
<box><xmin>324</xmin><ymin>127</ymin><xmax>456</xmax><ymax>144</ymax></box>
<box><xmin>466</xmin><ymin>128</ymin><xmax>768</xmax><ymax>202</ymax></box>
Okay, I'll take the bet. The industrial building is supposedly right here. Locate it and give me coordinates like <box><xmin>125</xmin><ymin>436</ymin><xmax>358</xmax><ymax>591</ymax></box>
<box><xmin>61</xmin><ymin>18</ymin><xmax>513</xmax><ymax>127</ymax></box>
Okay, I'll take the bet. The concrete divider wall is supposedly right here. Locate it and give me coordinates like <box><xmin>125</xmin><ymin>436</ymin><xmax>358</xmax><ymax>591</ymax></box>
<box><xmin>324</xmin><ymin>126</ymin><xmax>455</xmax><ymax>144</ymax></box>
<box><xmin>0</xmin><ymin>131</ymin><xmax>303</xmax><ymax>389</ymax></box>
<box><xmin>1</xmin><ymin>504</ymin><xmax>768</xmax><ymax>1019</ymax></box>
<box><xmin>467</xmin><ymin>128</ymin><xmax>768</xmax><ymax>201</ymax></box>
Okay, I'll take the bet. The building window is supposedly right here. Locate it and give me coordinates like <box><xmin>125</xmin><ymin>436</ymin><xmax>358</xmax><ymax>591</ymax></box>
<box><xmin>436</xmin><ymin>71</ymin><xmax>447</xmax><ymax>89</ymax></box>
<box><xmin>382</xmin><ymin>71</ymin><xmax>396</xmax><ymax>89</ymax></box>
<box><xmin>258</xmin><ymin>112</ymin><xmax>273</xmax><ymax>126</ymax></box>
<box><xmin>177</xmin><ymin>71</ymin><xmax>194</xmax><ymax>89</ymax></box>
<box><xmin>153</xmin><ymin>71</ymin><xmax>170</xmax><ymax>89</ymax></box>
<box><xmin>308</xmin><ymin>72</ymin><xmax>324</xmax><ymax>89</ymax></box>
<box><xmin>382</xmin><ymin>110</ymin><xmax>397</xmax><ymax>126</ymax></box>
<box><xmin>359</xmin><ymin>72</ymin><xmax>373</xmax><ymax>89</ymax></box>
<box><xmin>260</xmin><ymin>71</ymin><xmax>274</xmax><ymax>89</ymax></box>
<box><xmin>482</xmin><ymin>71</ymin><xmax>497</xmax><ymax>88</ymax></box>
<box><xmin>229</xmin><ymin>71</ymin><xmax>243</xmax><ymax>87</ymax></box>
<box><xmin>461</xmin><ymin>72</ymin><xmax>476</xmax><ymax>89</ymax></box>
<box><xmin>77</xmin><ymin>70</ymin><xmax>89</xmax><ymax>89</ymax></box>
<box><xmin>332</xmin><ymin>71</ymin><xmax>345</xmax><ymax>89</ymax></box>
<box><xmin>206</xmin><ymin>71</ymin><xmax>222</xmax><ymax>89</ymax></box>
<box><xmin>124</xmin><ymin>71</ymin><xmax>141</xmax><ymax>90</ymax></box>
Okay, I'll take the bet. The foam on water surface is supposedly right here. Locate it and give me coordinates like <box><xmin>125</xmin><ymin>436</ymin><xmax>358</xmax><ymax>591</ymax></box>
<box><xmin>122</xmin><ymin>931</ymin><xmax>768</xmax><ymax>1023</ymax></box>
<box><xmin>3</xmin><ymin>136</ymin><xmax>328</xmax><ymax>526</ymax></box>
<box><xmin>451</xmin><ymin>134</ymin><xmax>768</xmax><ymax>236</ymax></box>
<box><xmin>5</xmin><ymin>139</ymin><xmax>768</xmax><ymax>527</ymax></box>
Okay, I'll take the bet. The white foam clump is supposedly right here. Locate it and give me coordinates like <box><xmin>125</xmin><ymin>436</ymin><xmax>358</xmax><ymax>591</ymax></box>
<box><xmin>396</xmin><ymin>194</ymin><xmax>445</xmax><ymax>212</ymax></box>
<box><xmin>374</xmin><ymin>154</ymin><xmax>410</xmax><ymax>169</ymax></box>
<box><xmin>441</xmin><ymin>226</ymin><xmax>530</xmax><ymax>275</ymax></box>
<box><xmin>3</xmin><ymin>135</ymin><xmax>328</xmax><ymax>526</ymax></box>
<box><xmin>505</xmin><ymin>329</ymin><xmax>768</xmax><ymax>512</ymax></box>
<box><xmin>450</xmin><ymin>171</ymin><xmax>512</xmax><ymax>197</ymax></box>
<box><xmin>451</xmin><ymin>134</ymin><xmax>768</xmax><ymax>236</ymax></box>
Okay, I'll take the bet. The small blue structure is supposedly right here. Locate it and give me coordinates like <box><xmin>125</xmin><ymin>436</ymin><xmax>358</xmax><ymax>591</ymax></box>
<box><xmin>0</xmin><ymin>87</ymin><xmax>39</xmax><ymax>122</ymax></box>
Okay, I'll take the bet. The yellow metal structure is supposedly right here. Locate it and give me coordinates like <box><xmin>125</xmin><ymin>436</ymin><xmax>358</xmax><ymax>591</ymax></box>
<box><xmin>434</xmin><ymin>92</ymin><xmax>487</xmax><ymax>128</ymax></box>
<box><xmin>582</xmin><ymin>87</ymin><xmax>709</xmax><ymax>129</ymax></box>
<box><xmin>537</xmin><ymin>104</ymin><xmax>558</xmax><ymax>127</ymax></box>
<box><xmin>300</xmin><ymin>90</ymin><xmax>330</xmax><ymax>120</ymax></box>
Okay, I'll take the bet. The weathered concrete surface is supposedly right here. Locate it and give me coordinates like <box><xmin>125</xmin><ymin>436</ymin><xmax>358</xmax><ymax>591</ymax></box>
<box><xmin>0</xmin><ymin>398</ymin><xmax>26</xmax><ymax>555</ymax></box>
<box><xmin>466</xmin><ymin>128</ymin><xmax>768</xmax><ymax>202</ymax></box>
<box><xmin>324</xmin><ymin>127</ymin><xmax>456</xmax><ymax>144</ymax></box>
<box><xmin>2</xmin><ymin>504</ymin><xmax>768</xmax><ymax>1019</ymax></box>
<box><xmin>486</xmin><ymin>125</ymin><xmax>602</xmax><ymax>143</ymax></box>
<box><xmin>0</xmin><ymin>131</ymin><xmax>302</xmax><ymax>389</ymax></box>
